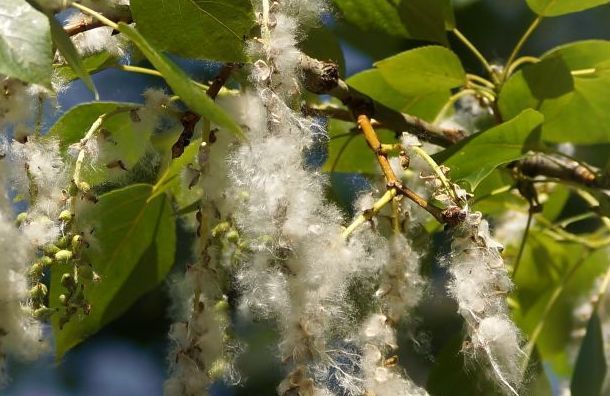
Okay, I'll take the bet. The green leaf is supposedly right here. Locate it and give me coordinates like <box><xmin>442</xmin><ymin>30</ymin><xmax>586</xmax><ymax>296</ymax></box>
<box><xmin>499</xmin><ymin>40</ymin><xmax>610</xmax><ymax>144</ymax></box>
<box><xmin>152</xmin><ymin>138</ymin><xmax>201</xmax><ymax>199</ymax></box>
<box><xmin>332</xmin><ymin>0</ymin><xmax>453</xmax><ymax>42</ymax></box>
<box><xmin>571</xmin><ymin>312</ymin><xmax>607</xmax><ymax>396</ymax></box>
<box><xmin>512</xmin><ymin>235</ymin><xmax>608</xmax><ymax>376</ymax></box>
<box><xmin>51</xmin><ymin>184</ymin><xmax>176</xmax><ymax>359</ymax></box>
<box><xmin>54</xmin><ymin>51</ymin><xmax>117</xmax><ymax>84</ymax></box>
<box><xmin>49</xmin><ymin>102</ymin><xmax>138</xmax><ymax>151</ymax></box>
<box><xmin>0</xmin><ymin>0</ymin><xmax>52</xmax><ymax>86</ymax></box>
<box><xmin>118</xmin><ymin>23</ymin><xmax>243</xmax><ymax>138</ymax></box>
<box><xmin>49</xmin><ymin>102</ymin><xmax>156</xmax><ymax>185</ymax></box>
<box><xmin>323</xmin><ymin>119</ymin><xmax>394</xmax><ymax>175</ymax></box>
<box><xmin>437</xmin><ymin>109</ymin><xmax>544</xmax><ymax>190</ymax></box>
<box><xmin>398</xmin><ymin>0</ymin><xmax>449</xmax><ymax>44</ymax></box>
<box><xmin>375</xmin><ymin>46</ymin><xmax>466</xmax><ymax>96</ymax></box>
<box><xmin>347</xmin><ymin>69</ymin><xmax>450</xmax><ymax>118</ymax></box>
<box><xmin>48</xmin><ymin>15</ymin><xmax>99</xmax><ymax>99</ymax></box>
<box><xmin>526</xmin><ymin>0</ymin><xmax>609</xmax><ymax>16</ymax></box>
<box><xmin>130</xmin><ymin>0</ymin><xmax>254</xmax><ymax>62</ymax></box>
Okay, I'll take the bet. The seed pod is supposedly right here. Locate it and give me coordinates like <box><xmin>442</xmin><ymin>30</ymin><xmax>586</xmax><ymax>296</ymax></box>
<box><xmin>72</xmin><ymin>234</ymin><xmax>84</xmax><ymax>251</ymax></box>
<box><xmin>40</xmin><ymin>256</ymin><xmax>53</xmax><ymax>267</ymax></box>
<box><xmin>58</xmin><ymin>210</ymin><xmax>73</xmax><ymax>223</ymax></box>
<box><xmin>15</xmin><ymin>212</ymin><xmax>28</xmax><ymax>226</ymax></box>
<box><xmin>28</xmin><ymin>262</ymin><xmax>45</xmax><ymax>279</ymax></box>
<box><xmin>226</xmin><ymin>229</ymin><xmax>239</xmax><ymax>243</ymax></box>
<box><xmin>78</xmin><ymin>181</ymin><xmax>91</xmax><ymax>193</ymax></box>
<box><xmin>214</xmin><ymin>298</ymin><xmax>229</xmax><ymax>312</ymax></box>
<box><xmin>30</xmin><ymin>283</ymin><xmax>48</xmax><ymax>300</ymax></box>
<box><xmin>43</xmin><ymin>244</ymin><xmax>60</xmax><ymax>256</ymax></box>
<box><xmin>33</xmin><ymin>307</ymin><xmax>54</xmax><ymax>320</ymax></box>
<box><xmin>56</xmin><ymin>235</ymin><xmax>69</xmax><ymax>249</ymax></box>
<box><xmin>211</xmin><ymin>221</ymin><xmax>231</xmax><ymax>237</ymax></box>
<box><xmin>55</xmin><ymin>250</ymin><xmax>73</xmax><ymax>261</ymax></box>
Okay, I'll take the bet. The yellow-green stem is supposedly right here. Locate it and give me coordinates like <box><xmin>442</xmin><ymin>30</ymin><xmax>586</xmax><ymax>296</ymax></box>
<box><xmin>433</xmin><ymin>89</ymin><xmax>477</xmax><ymax>125</ymax></box>
<box><xmin>410</xmin><ymin>145</ymin><xmax>457</xmax><ymax>202</ymax></box>
<box><xmin>452</xmin><ymin>29</ymin><xmax>494</xmax><ymax>79</ymax></box>
<box><xmin>504</xmin><ymin>16</ymin><xmax>543</xmax><ymax>83</ymax></box>
<box><xmin>342</xmin><ymin>189</ymin><xmax>397</xmax><ymax>239</ymax></box>
<box><xmin>506</xmin><ymin>56</ymin><xmax>540</xmax><ymax>76</ymax></box>
<box><xmin>71</xmin><ymin>2</ymin><xmax>119</xmax><ymax>30</ymax></box>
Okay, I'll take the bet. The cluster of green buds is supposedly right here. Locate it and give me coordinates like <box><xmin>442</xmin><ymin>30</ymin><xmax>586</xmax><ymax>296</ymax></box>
<box><xmin>21</xmin><ymin>207</ymin><xmax>98</xmax><ymax>328</ymax></box>
<box><xmin>210</xmin><ymin>220</ymin><xmax>248</xmax><ymax>265</ymax></box>
<box><xmin>55</xmin><ymin>210</ymin><xmax>99</xmax><ymax>329</ymax></box>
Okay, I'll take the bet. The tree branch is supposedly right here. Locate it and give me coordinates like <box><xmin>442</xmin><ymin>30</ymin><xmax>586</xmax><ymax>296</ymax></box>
<box><xmin>171</xmin><ymin>64</ymin><xmax>238</xmax><ymax>158</ymax></box>
<box><xmin>300</xmin><ymin>54</ymin><xmax>465</xmax><ymax>147</ymax></box>
<box><xmin>299</xmin><ymin>54</ymin><xmax>609</xmax><ymax>195</ymax></box>
<box><xmin>64</xmin><ymin>7</ymin><xmax>132</xmax><ymax>36</ymax></box>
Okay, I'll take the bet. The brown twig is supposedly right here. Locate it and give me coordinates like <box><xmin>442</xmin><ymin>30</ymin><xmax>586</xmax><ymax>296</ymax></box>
<box><xmin>171</xmin><ymin>64</ymin><xmax>238</xmax><ymax>158</ymax></box>
<box><xmin>64</xmin><ymin>11</ymin><xmax>133</xmax><ymax>36</ymax></box>
<box><xmin>515</xmin><ymin>153</ymin><xmax>600</xmax><ymax>187</ymax></box>
<box><xmin>357</xmin><ymin>114</ymin><xmax>444</xmax><ymax>223</ymax></box>
<box><xmin>299</xmin><ymin>55</ymin><xmax>608</xmax><ymax>194</ymax></box>
<box><xmin>300</xmin><ymin>54</ymin><xmax>465</xmax><ymax>147</ymax></box>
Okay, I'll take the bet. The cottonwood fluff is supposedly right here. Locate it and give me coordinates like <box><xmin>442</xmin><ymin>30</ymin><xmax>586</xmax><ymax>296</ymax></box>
<box><xmin>446</xmin><ymin>211</ymin><xmax>524</xmax><ymax>395</ymax></box>
<box><xmin>164</xmin><ymin>100</ymin><xmax>243</xmax><ymax>395</ymax></box>
<box><xmin>357</xmin><ymin>234</ymin><xmax>428</xmax><ymax>396</ymax></box>
<box><xmin>229</xmin><ymin>1</ymin><xmax>384</xmax><ymax>394</ymax></box>
<box><xmin>0</xmin><ymin>155</ymin><xmax>47</xmax><ymax>388</ymax></box>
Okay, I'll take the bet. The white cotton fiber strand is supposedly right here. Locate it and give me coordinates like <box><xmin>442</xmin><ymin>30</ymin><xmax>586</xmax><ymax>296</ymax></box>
<box><xmin>446</xmin><ymin>212</ymin><xmax>524</xmax><ymax>395</ymax></box>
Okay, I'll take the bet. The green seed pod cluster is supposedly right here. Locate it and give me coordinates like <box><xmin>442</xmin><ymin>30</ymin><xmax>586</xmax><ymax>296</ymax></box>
<box><xmin>24</xmin><ymin>208</ymin><xmax>98</xmax><ymax>328</ymax></box>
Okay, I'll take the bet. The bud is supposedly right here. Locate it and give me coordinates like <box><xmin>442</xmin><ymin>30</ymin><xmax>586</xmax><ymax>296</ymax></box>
<box><xmin>214</xmin><ymin>298</ymin><xmax>230</xmax><ymax>313</ymax></box>
<box><xmin>33</xmin><ymin>307</ymin><xmax>54</xmax><ymax>320</ymax></box>
<box><xmin>28</xmin><ymin>262</ymin><xmax>45</xmax><ymax>279</ymax></box>
<box><xmin>59</xmin><ymin>294</ymin><xmax>68</xmax><ymax>306</ymax></box>
<box><xmin>226</xmin><ymin>229</ymin><xmax>239</xmax><ymax>243</ymax></box>
<box><xmin>30</xmin><ymin>283</ymin><xmax>48</xmax><ymax>300</ymax></box>
<box><xmin>56</xmin><ymin>235</ymin><xmax>69</xmax><ymax>249</ymax></box>
<box><xmin>58</xmin><ymin>210</ymin><xmax>73</xmax><ymax>223</ymax></box>
<box><xmin>40</xmin><ymin>256</ymin><xmax>53</xmax><ymax>266</ymax></box>
<box><xmin>43</xmin><ymin>244</ymin><xmax>60</xmax><ymax>255</ymax></box>
<box><xmin>72</xmin><ymin>234</ymin><xmax>83</xmax><ymax>250</ymax></box>
<box><xmin>211</xmin><ymin>221</ymin><xmax>231</xmax><ymax>237</ymax></box>
<box><xmin>55</xmin><ymin>250</ymin><xmax>73</xmax><ymax>261</ymax></box>
<box><xmin>78</xmin><ymin>181</ymin><xmax>91</xmax><ymax>193</ymax></box>
<box><xmin>15</xmin><ymin>212</ymin><xmax>28</xmax><ymax>226</ymax></box>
